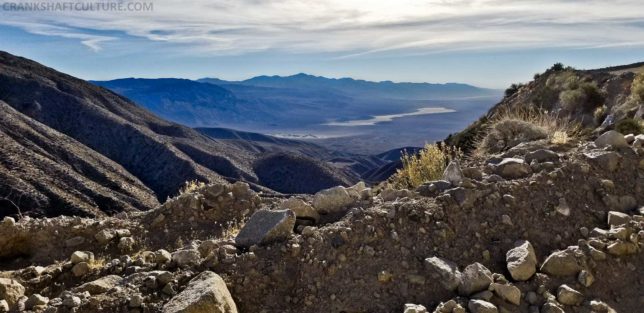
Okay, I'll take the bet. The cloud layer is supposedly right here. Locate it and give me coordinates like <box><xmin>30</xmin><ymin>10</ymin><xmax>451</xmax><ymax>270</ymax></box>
<box><xmin>3</xmin><ymin>0</ymin><xmax>644</xmax><ymax>56</ymax></box>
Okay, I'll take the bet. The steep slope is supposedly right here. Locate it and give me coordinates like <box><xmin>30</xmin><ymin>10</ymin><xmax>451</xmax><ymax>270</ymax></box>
<box><xmin>0</xmin><ymin>101</ymin><xmax>158</xmax><ymax>217</ymax></box>
<box><xmin>0</xmin><ymin>51</ymin><xmax>258</xmax><ymax>204</ymax></box>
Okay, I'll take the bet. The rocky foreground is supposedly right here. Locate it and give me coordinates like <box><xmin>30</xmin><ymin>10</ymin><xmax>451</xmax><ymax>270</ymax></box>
<box><xmin>0</xmin><ymin>130</ymin><xmax>643</xmax><ymax>313</ymax></box>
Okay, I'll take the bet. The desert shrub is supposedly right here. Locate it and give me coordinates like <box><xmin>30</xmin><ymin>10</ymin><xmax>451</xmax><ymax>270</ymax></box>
<box><xmin>505</xmin><ymin>83</ymin><xmax>524</xmax><ymax>97</ymax></box>
<box><xmin>477</xmin><ymin>106</ymin><xmax>581</xmax><ymax>154</ymax></box>
<box><xmin>551</xmin><ymin>63</ymin><xmax>565</xmax><ymax>72</ymax></box>
<box><xmin>559</xmin><ymin>80</ymin><xmax>604</xmax><ymax>112</ymax></box>
<box><xmin>390</xmin><ymin>143</ymin><xmax>461</xmax><ymax>189</ymax></box>
<box><xmin>593</xmin><ymin>106</ymin><xmax>608</xmax><ymax>124</ymax></box>
<box><xmin>179</xmin><ymin>180</ymin><xmax>206</xmax><ymax>194</ymax></box>
<box><xmin>632</xmin><ymin>73</ymin><xmax>644</xmax><ymax>102</ymax></box>
<box><xmin>615</xmin><ymin>118</ymin><xmax>644</xmax><ymax>135</ymax></box>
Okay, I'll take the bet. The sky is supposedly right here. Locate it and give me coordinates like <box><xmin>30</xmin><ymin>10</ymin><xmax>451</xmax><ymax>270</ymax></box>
<box><xmin>1</xmin><ymin>0</ymin><xmax>644</xmax><ymax>88</ymax></box>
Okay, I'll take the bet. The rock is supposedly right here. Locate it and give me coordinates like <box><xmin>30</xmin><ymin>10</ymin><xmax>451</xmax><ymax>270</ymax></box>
<box><xmin>72</xmin><ymin>262</ymin><xmax>91</xmax><ymax>277</ymax></box>
<box><xmin>494</xmin><ymin>158</ymin><xmax>532</xmax><ymax>179</ymax></box>
<box><xmin>235</xmin><ymin>209</ymin><xmax>296</xmax><ymax>248</ymax></box>
<box><xmin>0</xmin><ymin>278</ymin><xmax>25</xmax><ymax>308</ymax></box>
<box><xmin>468</xmin><ymin>299</ymin><xmax>498</xmax><ymax>313</ymax></box>
<box><xmin>443</xmin><ymin>160</ymin><xmax>464</xmax><ymax>185</ymax></box>
<box><xmin>416</xmin><ymin>180</ymin><xmax>451</xmax><ymax>197</ymax></box>
<box><xmin>65</xmin><ymin>236</ymin><xmax>85</xmax><ymax>247</ymax></box>
<box><xmin>424</xmin><ymin>257</ymin><xmax>461</xmax><ymax>291</ymax></box>
<box><xmin>163</xmin><ymin>271</ymin><xmax>237</xmax><ymax>313</ymax></box>
<box><xmin>458</xmin><ymin>262</ymin><xmax>493</xmax><ymax>296</ymax></box>
<box><xmin>75</xmin><ymin>275</ymin><xmax>123</xmax><ymax>295</ymax></box>
<box><xmin>312</xmin><ymin>186</ymin><xmax>355</xmax><ymax>213</ymax></box>
<box><xmin>381</xmin><ymin>187</ymin><xmax>415</xmax><ymax>201</ymax></box>
<box><xmin>446</xmin><ymin>187</ymin><xmax>478</xmax><ymax>209</ymax></box>
<box><xmin>607</xmin><ymin>211</ymin><xmax>631</xmax><ymax>227</ymax></box>
<box><xmin>70</xmin><ymin>251</ymin><xmax>93</xmax><ymax>264</ymax></box>
<box><xmin>541</xmin><ymin>301</ymin><xmax>565</xmax><ymax>313</ymax></box>
<box><xmin>540</xmin><ymin>247</ymin><xmax>583</xmax><ymax>276</ymax></box>
<box><xmin>634</xmin><ymin>134</ymin><xmax>644</xmax><ymax>148</ymax></box>
<box><xmin>606</xmin><ymin>241</ymin><xmax>637</xmax><ymax>256</ymax></box>
<box><xmin>525</xmin><ymin>149</ymin><xmax>559</xmax><ymax>164</ymax></box>
<box><xmin>490</xmin><ymin>283</ymin><xmax>521</xmax><ymax>305</ymax></box>
<box><xmin>0</xmin><ymin>300</ymin><xmax>8</xmax><ymax>312</ymax></box>
<box><xmin>25</xmin><ymin>294</ymin><xmax>48</xmax><ymax>310</ymax></box>
<box><xmin>118</xmin><ymin>237</ymin><xmax>135</xmax><ymax>252</ymax></box>
<box><xmin>172</xmin><ymin>249</ymin><xmax>202</xmax><ymax>268</ymax></box>
<box><xmin>157</xmin><ymin>272</ymin><xmax>174</xmax><ymax>285</ymax></box>
<box><xmin>403</xmin><ymin>303</ymin><xmax>428</xmax><ymax>313</ymax></box>
<box><xmin>62</xmin><ymin>295</ymin><xmax>81</xmax><ymax>308</ymax></box>
<box><xmin>280</xmin><ymin>198</ymin><xmax>319</xmax><ymax>223</ymax></box>
<box><xmin>577</xmin><ymin>270</ymin><xmax>594</xmax><ymax>287</ymax></box>
<box><xmin>462</xmin><ymin>167</ymin><xmax>483</xmax><ymax>180</ymax></box>
<box><xmin>506</xmin><ymin>240</ymin><xmax>537</xmax><ymax>281</ymax></box>
<box><xmin>472</xmin><ymin>290</ymin><xmax>494</xmax><ymax>301</ymax></box>
<box><xmin>156</xmin><ymin>249</ymin><xmax>172</xmax><ymax>264</ymax></box>
<box><xmin>595</xmin><ymin>130</ymin><xmax>628</xmax><ymax>148</ymax></box>
<box><xmin>583</xmin><ymin>151</ymin><xmax>621</xmax><ymax>172</ymax></box>
<box><xmin>557</xmin><ymin>285</ymin><xmax>583</xmax><ymax>306</ymax></box>
<box><xmin>95</xmin><ymin>229</ymin><xmax>116</xmax><ymax>244</ymax></box>
<box><xmin>129</xmin><ymin>294</ymin><xmax>144</xmax><ymax>308</ymax></box>
<box><xmin>624</xmin><ymin>133</ymin><xmax>635</xmax><ymax>144</ymax></box>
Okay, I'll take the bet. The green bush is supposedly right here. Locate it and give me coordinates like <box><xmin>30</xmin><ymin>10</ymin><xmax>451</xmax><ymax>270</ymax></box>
<box><xmin>615</xmin><ymin>118</ymin><xmax>644</xmax><ymax>135</ymax></box>
<box><xmin>559</xmin><ymin>81</ymin><xmax>604</xmax><ymax>112</ymax></box>
<box><xmin>505</xmin><ymin>83</ymin><xmax>523</xmax><ymax>97</ymax></box>
<box><xmin>551</xmin><ymin>63</ymin><xmax>565</xmax><ymax>72</ymax></box>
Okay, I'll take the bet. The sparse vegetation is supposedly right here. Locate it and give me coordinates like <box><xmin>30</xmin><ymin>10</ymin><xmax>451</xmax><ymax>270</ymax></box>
<box><xmin>615</xmin><ymin>118</ymin><xmax>644</xmax><ymax>135</ymax></box>
<box><xmin>505</xmin><ymin>83</ymin><xmax>524</xmax><ymax>97</ymax></box>
<box><xmin>593</xmin><ymin>106</ymin><xmax>608</xmax><ymax>124</ymax></box>
<box><xmin>550</xmin><ymin>62</ymin><xmax>565</xmax><ymax>72</ymax></box>
<box><xmin>632</xmin><ymin>73</ymin><xmax>644</xmax><ymax>102</ymax></box>
<box><xmin>559</xmin><ymin>77</ymin><xmax>604</xmax><ymax>112</ymax></box>
<box><xmin>179</xmin><ymin>180</ymin><xmax>206</xmax><ymax>195</ymax></box>
<box><xmin>390</xmin><ymin>143</ymin><xmax>461</xmax><ymax>189</ymax></box>
<box><xmin>476</xmin><ymin>106</ymin><xmax>581</xmax><ymax>154</ymax></box>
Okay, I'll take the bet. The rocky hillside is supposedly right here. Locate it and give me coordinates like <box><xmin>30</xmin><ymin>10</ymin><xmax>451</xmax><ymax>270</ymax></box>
<box><xmin>0</xmin><ymin>127</ymin><xmax>641</xmax><ymax>312</ymax></box>
<box><xmin>0</xmin><ymin>51</ymin><xmax>380</xmax><ymax>217</ymax></box>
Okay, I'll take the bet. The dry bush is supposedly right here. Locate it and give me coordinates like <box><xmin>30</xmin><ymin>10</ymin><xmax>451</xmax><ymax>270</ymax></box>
<box><xmin>615</xmin><ymin>118</ymin><xmax>644</xmax><ymax>135</ymax></box>
<box><xmin>179</xmin><ymin>180</ymin><xmax>206</xmax><ymax>195</ymax></box>
<box><xmin>390</xmin><ymin>143</ymin><xmax>461</xmax><ymax>189</ymax></box>
<box><xmin>477</xmin><ymin>106</ymin><xmax>581</xmax><ymax>154</ymax></box>
<box><xmin>633</xmin><ymin>73</ymin><xmax>644</xmax><ymax>103</ymax></box>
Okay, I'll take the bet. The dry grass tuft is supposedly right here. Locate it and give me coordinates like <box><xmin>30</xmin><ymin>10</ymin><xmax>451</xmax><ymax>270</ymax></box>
<box><xmin>179</xmin><ymin>180</ymin><xmax>206</xmax><ymax>195</ymax></box>
<box><xmin>632</xmin><ymin>73</ymin><xmax>644</xmax><ymax>103</ymax></box>
<box><xmin>476</xmin><ymin>106</ymin><xmax>581</xmax><ymax>154</ymax></box>
<box><xmin>390</xmin><ymin>143</ymin><xmax>461</xmax><ymax>189</ymax></box>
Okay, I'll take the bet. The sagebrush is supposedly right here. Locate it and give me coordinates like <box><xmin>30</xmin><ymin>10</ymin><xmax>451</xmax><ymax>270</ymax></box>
<box><xmin>390</xmin><ymin>143</ymin><xmax>461</xmax><ymax>189</ymax></box>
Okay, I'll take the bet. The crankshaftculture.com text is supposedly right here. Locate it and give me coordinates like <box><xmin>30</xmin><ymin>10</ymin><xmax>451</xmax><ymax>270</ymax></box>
<box><xmin>2</xmin><ymin>1</ymin><xmax>153</xmax><ymax>12</ymax></box>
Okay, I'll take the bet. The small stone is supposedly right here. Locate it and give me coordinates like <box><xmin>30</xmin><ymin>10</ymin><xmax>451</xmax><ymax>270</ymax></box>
<box><xmin>62</xmin><ymin>296</ymin><xmax>81</xmax><ymax>308</ymax></box>
<box><xmin>557</xmin><ymin>284</ymin><xmax>583</xmax><ymax>306</ymax></box>
<box><xmin>403</xmin><ymin>303</ymin><xmax>428</xmax><ymax>313</ymax></box>
<box><xmin>95</xmin><ymin>229</ymin><xmax>116</xmax><ymax>244</ymax></box>
<box><xmin>541</xmin><ymin>301</ymin><xmax>565</xmax><ymax>313</ymax></box>
<box><xmin>443</xmin><ymin>160</ymin><xmax>464</xmax><ymax>185</ymax></box>
<box><xmin>468</xmin><ymin>299</ymin><xmax>498</xmax><ymax>313</ymax></box>
<box><xmin>0</xmin><ymin>278</ymin><xmax>25</xmax><ymax>308</ymax></box>
<box><xmin>540</xmin><ymin>247</ymin><xmax>582</xmax><ymax>276</ymax></box>
<box><xmin>525</xmin><ymin>149</ymin><xmax>559</xmax><ymax>163</ymax></box>
<box><xmin>471</xmin><ymin>290</ymin><xmax>494</xmax><ymax>301</ymax></box>
<box><xmin>424</xmin><ymin>257</ymin><xmax>461</xmax><ymax>291</ymax></box>
<box><xmin>162</xmin><ymin>271</ymin><xmax>237</xmax><ymax>313</ymax></box>
<box><xmin>172</xmin><ymin>249</ymin><xmax>202</xmax><ymax>268</ymax></box>
<box><xmin>129</xmin><ymin>294</ymin><xmax>144</xmax><ymax>308</ymax></box>
<box><xmin>312</xmin><ymin>186</ymin><xmax>356</xmax><ymax>213</ymax></box>
<box><xmin>491</xmin><ymin>283</ymin><xmax>521</xmax><ymax>305</ymax></box>
<box><xmin>526</xmin><ymin>291</ymin><xmax>538</xmax><ymax>305</ymax></box>
<box><xmin>70</xmin><ymin>251</ymin><xmax>93</xmax><ymax>264</ymax></box>
<box><xmin>377</xmin><ymin>271</ymin><xmax>393</xmax><ymax>283</ymax></box>
<box><xmin>606</xmin><ymin>241</ymin><xmax>637</xmax><ymax>256</ymax></box>
<box><xmin>607</xmin><ymin>211</ymin><xmax>631</xmax><ymax>227</ymax></box>
<box><xmin>501</xmin><ymin>215</ymin><xmax>513</xmax><ymax>226</ymax></box>
<box><xmin>458</xmin><ymin>262</ymin><xmax>493</xmax><ymax>296</ymax></box>
<box><xmin>280</xmin><ymin>198</ymin><xmax>319</xmax><ymax>223</ymax></box>
<box><xmin>157</xmin><ymin>272</ymin><xmax>174</xmax><ymax>285</ymax></box>
<box><xmin>2</xmin><ymin>217</ymin><xmax>15</xmax><ymax>227</ymax></box>
<box><xmin>118</xmin><ymin>237</ymin><xmax>135</xmax><ymax>252</ymax></box>
<box><xmin>235</xmin><ymin>209</ymin><xmax>296</xmax><ymax>248</ymax></box>
<box><xmin>155</xmin><ymin>249</ymin><xmax>172</xmax><ymax>264</ymax></box>
<box><xmin>595</xmin><ymin>130</ymin><xmax>628</xmax><ymax>148</ymax></box>
<box><xmin>506</xmin><ymin>240</ymin><xmax>537</xmax><ymax>281</ymax></box>
<box><xmin>162</xmin><ymin>283</ymin><xmax>175</xmax><ymax>295</ymax></box>
<box><xmin>577</xmin><ymin>270</ymin><xmax>594</xmax><ymax>287</ymax></box>
<box><xmin>0</xmin><ymin>300</ymin><xmax>8</xmax><ymax>312</ymax></box>
<box><xmin>75</xmin><ymin>275</ymin><xmax>123</xmax><ymax>295</ymax></box>
<box><xmin>494</xmin><ymin>158</ymin><xmax>532</xmax><ymax>179</ymax></box>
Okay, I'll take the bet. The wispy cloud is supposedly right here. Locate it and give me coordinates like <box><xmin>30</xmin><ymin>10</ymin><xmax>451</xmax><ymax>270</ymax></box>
<box><xmin>2</xmin><ymin>0</ymin><xmax>644</xmax><ymax>55</ymax></box>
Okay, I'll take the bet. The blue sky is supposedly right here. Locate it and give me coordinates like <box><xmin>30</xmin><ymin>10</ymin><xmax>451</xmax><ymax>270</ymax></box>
<box><xmin>1</xmin><ymin>0</ymin><xmax>644</xmax><ymax>89</ymax></box>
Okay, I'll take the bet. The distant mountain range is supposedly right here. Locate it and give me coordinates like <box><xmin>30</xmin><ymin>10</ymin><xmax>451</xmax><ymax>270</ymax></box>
<box><xmin>92</xmin><ymin>74</ymin><xmax>501</xmax><ymax>130</ymax></box>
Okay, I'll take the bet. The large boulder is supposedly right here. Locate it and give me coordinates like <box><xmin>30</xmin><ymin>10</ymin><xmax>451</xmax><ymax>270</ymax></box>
<box><xmin>540</xmin><ymin>247</ymin><xmax>584</xmax><ymax>276</ymax></box>
<box><xmin>595</xmin><ymin>130</ymin><xmax>628</xmax><ymax>148</ymax></box>
<box><xmin>458</xmin><ymin>263</ymin><xmax>493</xmax><ymax>296</ymax></box>
<box><xmin>235</xmin><ymin>210</ymin><xmax>295</xmax><ymax>248</ymax></box>
<box><xmin>0</xmin><ymin>278</ymin><xmax>25</xmax><ymax>308</ymax></box>
<box><xmin>312</xmin><ymin>186</ymin><xmax>356</xmax><ymax>213</ymax></box>
<box><xmin>163</xmin><ymin>271</ymin><xmax>237</xmax><ymax>313</ymax></box>
<box><xmin>280</xmin><ymin>198</ymin><xmax>319</xmax><ymax>223</ymax></box>
<box><xmin>506</xmin><ymin>240</ymin><xmax>537</xmax><ymax>281</ymax></box>
<box><xmin>424</xmin><ymin>257</ymin><xmax>461</xmax><ymax>291</ymax></box>
<box><xmin>494</xmin><ymin>158</ymin><xmax>532</xmax><ymax>179</ymax></box>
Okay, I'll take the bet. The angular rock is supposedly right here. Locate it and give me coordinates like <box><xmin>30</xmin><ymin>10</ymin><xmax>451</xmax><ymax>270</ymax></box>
<box><xmin>163</xmin><ymin>271</ymin><xmax>237</xmax><ymax>313</ymax></box>
<box><xmin>280</xmin><ymin>198</ymin><xmax>320</xmax><ymax>223</ymax></box>
<box><xmin>607</xmin><ymin>211</ymin><xmax>631</xmax><ymax>227</ymax></box>
<box><xmin>541</xmin><ymin>301</ymin><xmax>565</xmax><ymax>313</ymax></box>
<box><xmin>75</xmin><ymin>275</ymin><xmax>123</xmax><ymax>295</ymax></box>
<box><xmin>25</xmin><ymin>294</ymin><xmax>48</xmax><ymax>310</ymax></box>
<box><xmin>525</xmin><ymin>149</ymin><xmax>559</xmax><ymax>164</ymax></box>
<box><xmin>235</xmin><ymin>209</ymin><xmax>295</xmax><ymax>248</ymax></box>
<box><xmin>595</xmin><ymin>130</ymin><xmax>628</xmax><ymax>148</ymax></box>
<box><xmin>312</xmin><ymin>186</ymin><xmax>355</xmax><ymax>213</ymax></box>
<box><xmin>424</xmin><ymin>257</ymin><xmax>461</xmax><ymax>291</ymax></box>
<box><xmin>468</xmin><ymin>299</ymin><xmax>498</xmax><ymax>313</ymax></box>
<box><xmin>72</xmin><ymin>262</ymin><xmax>91</xmax><ymax>277</ymax></box>
<box><xmin>416</xmin><ymin>180</ymin><xmax>451</xmax><ymax>197</ymax></box>
<box><xmin>403</xmin><ymin>303</ymin><xmax>428</xmax><ymax>313</ymax></box>
<box><xmin>583</xmin><ymin>151</ymin><xmax>621</xmax><ymax>172</ymax></box>
<box><xmin>0</xmin><ymin>278</ymin><xmax>25</xmax><ymax>308</ymax></box>
<box><xmin>0</xmin><ymin>300</ymin><xmax>8</xmax><ymax>312</ymax></box>
<box><xmin>557</xmin><ymin>284</ymin><xmax>583</xmax><ymax>306</ymax></box>
<box><xmin>540</xmin><ymin>247</ymin><xmax>583</xmax><ymax>276</ymax></box>
<box><xmin>506</xmin><ymin>240</ymin><xmax>537</xmax><ymax>281</ymax></box>
<box><xmin>443</xmin><ymin>160</ymin><xmax>464</xmax><ymax>185</ymax></box>
<box><xmin>381</xmin><ymin>187</ymin><xmax>415</xmax><ymax>201</ymax></box>
<box><xmin>606</xmin><ymin>241</ymin><xmax>637</xmax><ymax>256</ymax></box>
<box><xmin>172</xmin><ymin>249</ymin><xmax>202</xmax><ymax>268</ymax></box>
<box><xmin>155</xmin><ymin>249</ymin><xmax>172</xmax><ymax>264</ymax></box>
<box><xmin>462</xmin><ymin>167</ymin><xmax>483</xmax><ymax>180</ymax></box>
<box><xmin>95</xmin><ymin>229</ymin><xmax>116</xmax><ymax>244</ymax></box>
<box><xmin>458</xmin><ymin>262</ymin><xmax>493</xmax><ymax>296</ymax></box>
<box><xmin>494</xmin><ymin>158</ymin><xmax>532</xmax><ymax>179</ymax></box>
<box><xmin>491</xmin><ymin>283</ymin><xmax>521</xmax><ymax>305</ymax></box>
<box><xmin>70</xmin><ymin>251</ymin><xmax>93</xmax><ymax>264</ymax></box>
